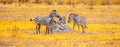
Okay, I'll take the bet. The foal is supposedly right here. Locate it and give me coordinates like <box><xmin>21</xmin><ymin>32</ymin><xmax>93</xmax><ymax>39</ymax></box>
<box><xmin>68</xmin><ymin>13</ymin><xmax>87</xmax><ymax>33</ymax></box>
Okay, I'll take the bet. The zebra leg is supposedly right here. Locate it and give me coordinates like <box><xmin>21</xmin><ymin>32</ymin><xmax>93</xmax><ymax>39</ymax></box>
<box><xmin>45</xmin><ymin>26</ymin><xmax>48</xmax><ymax>34</ymax></box>
<box><xmin>38</xmin><ymin>25</ymin><xmax>41</xmax><ymax>34</ymax></box>
<box><xmin>48</xmin><ymin>27</ymin><xmax>50</xmax><ymax>34</ymax></box>
<box><xmin>51</xmin><ymin>28</ymin><xmax>53</xmax><ymax>34</ymax></box>
<box><xmin>73</xmin><ymin>23</ymin><xmax>75</xmax><ymax>31</ymax></box>
<box><xmin>77</xmin><ymin>24</ymin><xmax>80</xmax><ymax>31</ymax></box>
<box><xmin>36</xmin><ymin>26</ymin><xmax>38</xmax><ymax>34</ymax></box>
<box><xmin>84</xmin><ymin>24</ymin><xmax>88</xmax><ymax>28</ymax></box>
<box><xmin>81</xmin><ymin>25</ymin><xmax>85</xmax><ymax>33</ymax></box>
<box><xmin>36</xmin><ymin>24</ymin><xmax>40</xmax><ymax>34</ymax></box>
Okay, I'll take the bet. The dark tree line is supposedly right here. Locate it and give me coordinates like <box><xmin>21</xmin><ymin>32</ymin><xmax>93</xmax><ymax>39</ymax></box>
<box><xmin>0</xmin><ymin>0</ymin><xmax>120</xmax><ymax>5</ymax></box>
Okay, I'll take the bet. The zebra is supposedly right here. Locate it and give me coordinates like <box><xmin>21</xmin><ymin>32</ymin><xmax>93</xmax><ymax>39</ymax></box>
<box><xmin>30</xmin><ymin>16</ymin><xmax>56</xmax><ymax>34</ymax></box>
<box><xmin>68</xmin><ymin>13</ymin><xmax>87</xmax><ymax>33</ymax></box>
<box><xmin>30</xmin><ymin>9</ymin><xmax>59</xmax><ymax>34</ymax></box>
<box><xmin>52</xmin><ymin>16</ymin><xmax>71</xmax><ymax>32</ymax></box>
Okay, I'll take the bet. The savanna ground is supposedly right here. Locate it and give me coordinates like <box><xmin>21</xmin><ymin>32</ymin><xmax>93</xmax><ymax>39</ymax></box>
<box><xmin>0</xmin><ymin>3</ymin><xmax>120</xmax><ymax>47</ymax></box>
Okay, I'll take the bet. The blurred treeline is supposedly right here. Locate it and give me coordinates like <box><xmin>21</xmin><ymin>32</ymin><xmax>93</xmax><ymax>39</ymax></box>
<box><xmin>0</xmin><ymin>0</ymin><xmax>120</xmax><ymax>5</ymax></box>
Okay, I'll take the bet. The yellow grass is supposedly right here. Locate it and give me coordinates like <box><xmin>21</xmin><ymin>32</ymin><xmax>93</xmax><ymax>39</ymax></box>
<box><xmin>0</xmin><ymin>4</ymin><xmax>120</xmax><ymax>47</ymax></box>
<box><xmin>0</xmin><ymin>21</ymin><xmax>120</xmax><ymax>47</ymax></box>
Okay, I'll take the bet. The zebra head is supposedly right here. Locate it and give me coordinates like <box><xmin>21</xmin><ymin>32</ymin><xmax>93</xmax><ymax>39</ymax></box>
<box><xmin>68</xmin><ymin>14</ymin><xmax>74</xmax><ymax>23</ymax></box>
<box><xmin>30</xmin><ymin>16</ymin><xmax>39</xmax><ymax>22</ymax></box>
<box><xmin>58</xmin><ymin>16</ymin><xmax>66</xmax><ymax>24</ymax></box>
<box><xmin>68</xmin><ymin>13</ymin><xmax>78</xmax><ymax>23</ymax></box>
<box><xmin>49</xmin><ymin>9</ymin><xmax>60</xmax><ymax>18</ymax></box>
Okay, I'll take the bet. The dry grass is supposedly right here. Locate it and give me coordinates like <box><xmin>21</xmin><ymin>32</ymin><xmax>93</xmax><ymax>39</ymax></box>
<box><xmin>0</xmin><ymin>4</ymin><xmax>120</xmax><ymax>47</ymax></box>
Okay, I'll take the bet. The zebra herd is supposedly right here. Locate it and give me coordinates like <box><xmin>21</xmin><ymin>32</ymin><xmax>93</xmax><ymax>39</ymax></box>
<box><xmin>30</xmin><ymin>9</ymin><xmax>87</xmax><ymax>34</ymax></box>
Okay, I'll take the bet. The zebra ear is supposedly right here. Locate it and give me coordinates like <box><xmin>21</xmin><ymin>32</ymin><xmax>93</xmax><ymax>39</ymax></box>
<box><xmin>57</xmin><ymin>15</ymin><xmax>60</xmax><ymax>18</ymax></box>
<box><xmin>70</xmin><ymin>14</ymin><xmax>73</xmax><ymax>16</ymax></box>
<box><xmin>30</xmin><ymin>18</ymin><xmax>33</xmax><ymax>21</ymax></box>
<box><xmin>53</xmin><ymin>9</ymin><xmax>56</xmax><ymax>12</ymax></box>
